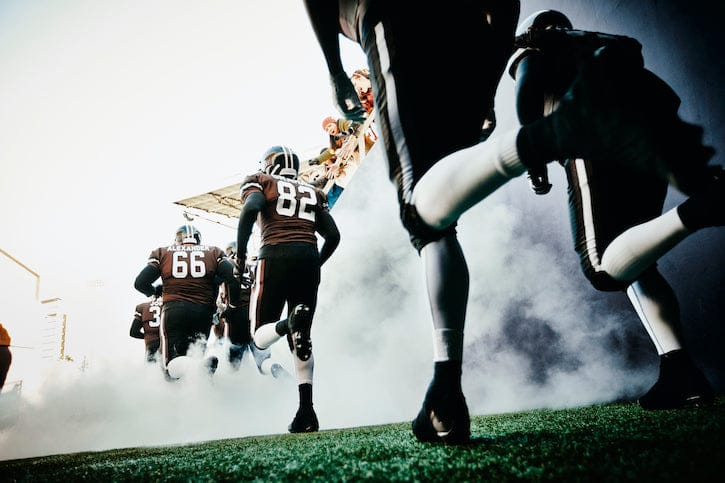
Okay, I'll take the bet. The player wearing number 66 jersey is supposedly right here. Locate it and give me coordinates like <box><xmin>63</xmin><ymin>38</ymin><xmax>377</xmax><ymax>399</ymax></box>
<box><xmin>134</xmin><ymin>224</ymin><xmax>241</xmax><ymax>379</ymax></box>
<box><xmin>237</xmin><ymin>145</ymin><xmax>340</xmax><ymax>433</ymax></box>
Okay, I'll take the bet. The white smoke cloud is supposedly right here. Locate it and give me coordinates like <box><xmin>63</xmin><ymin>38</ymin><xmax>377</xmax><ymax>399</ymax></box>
<box><xmin>0</xmin><ymin>139</ymin><xmax>659</xmax><ymax>462</ymax></box>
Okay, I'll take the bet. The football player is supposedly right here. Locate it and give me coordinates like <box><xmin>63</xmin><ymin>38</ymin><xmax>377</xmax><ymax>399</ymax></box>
<box><xmin>303</xmin><ymin>0</ymin><xmax>721</xmax><ymax>443</ymax></box>
<box><xmin>134</xmin><ymin>225</ymin><xmax>241</xmax><ymax>380</ymax></box>
<box><xmin>130</xmin><ymin>296</ymin><xmax>163</xmax><ymax>363</ymax></box>
<box><xmin>213</xmin><ymin>240</ymin><xmax>253</xmax><ymax>369</ymax></box>
<box><xmin>236</xmin><ymin>145</ymin><xmax>340</xmax><ymax>433</ymax></box>
<box><xmin>509</xmin><ymin>10</ymin><xmax>722</xmax><ymax>410</ymax></box>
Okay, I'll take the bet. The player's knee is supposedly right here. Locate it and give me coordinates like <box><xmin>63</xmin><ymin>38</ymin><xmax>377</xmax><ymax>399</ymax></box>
<box><xmin>586</xmin><ymin>270</ymin><xmax>627</xmax><ymax>292</ymax></box>
<box><xmin>401</xmin><ymin>202</ymin><xmax>457</xmax><ymax>253</ymax></box>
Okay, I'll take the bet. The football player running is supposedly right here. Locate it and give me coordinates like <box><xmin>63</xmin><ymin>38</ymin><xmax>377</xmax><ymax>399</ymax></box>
<box><xmin>213</xmin><ymin>241</ymin><xmax>253</xmax><ymax>369</ymax></box>
<box><xmin>509</xmin><ymin>10</ymin><xmax>722</xmax><ymax>411</ymax></box>
<box><xmin>236</xmin><ymin>145</ymin><xmax>340</xmax><ymax>433</ymax></box>
<box><xmin>130</xmin><ymin>296</ymin><xmax>163</xmax><ymax>363</ymax></box>
<box><xmin>134</xmin><ymin>225</ymin><xmax>241</xmax><ymax>380</ymax></box>
<box><xmin>303</xmin><ymin>0</ymin><xmax>721</xmax><ymax>443</ymax></box>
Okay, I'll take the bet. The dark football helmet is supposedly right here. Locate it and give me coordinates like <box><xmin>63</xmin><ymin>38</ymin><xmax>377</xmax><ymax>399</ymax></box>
<box><xmin>261</xmin><ymin>145</ymin><xmax>299</xmax><ymax>179</ymax></box>
<box><xmin>516</xmin><ymin>9</ymin><xmax>573</xmax><ymax>36</ymax></box>
<box><xmin>175</xmin><ymin>224</ymin><xmax>201</xmax><ymax>244</ymax></box>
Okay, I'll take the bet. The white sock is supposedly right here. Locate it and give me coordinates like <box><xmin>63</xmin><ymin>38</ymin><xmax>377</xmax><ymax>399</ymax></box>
<box><xmin>626</xmin><ymin>279</ymin><xmax>682</xmax><ymax>355</ymax></box>
<box><xmin>412</xmin><ymin>129</ymin><xmax>525</xmax><ymax>230</ymax></box>
<box><xmin>433</xmin><ymin>328</ymin><xmax>463</xmax><ymax>362</ymax></box>
<box><xmin>601</xmin><ymin>207</ymin><xmax>689</xmax><ymax>282</ymax></box>
<box><xmin>253</xmin><ymin>323</ymin><xmax>282</xmax><ymax>350</ymax></box>
<box><xmin>293</xmin><ymin>352</ymin><xmax>314</xmax><ymax>385</ymax></box>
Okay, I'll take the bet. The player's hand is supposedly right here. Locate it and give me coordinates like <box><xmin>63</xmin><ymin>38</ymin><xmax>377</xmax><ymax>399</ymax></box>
<box><xmin>221</xmin><ymin>305</ymin><xmax>240</xmax><ymax>320</ymax></box>
<box><xmin>330</xmin><ymin>72</ymin><xmax>367</xmax><ymax>123</ymax></box>
<box><xmin>153</xmin><ymin>284</ymin><xmax>163</xmax><ymax>297</ymax></box>
<box><xmin>527</xmin><ymin>167</ymin><xmax>552</xmax><ymax>195</ymax></box>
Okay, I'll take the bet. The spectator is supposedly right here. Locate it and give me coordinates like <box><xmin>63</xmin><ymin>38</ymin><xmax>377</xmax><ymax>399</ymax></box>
<box><xmin>351</xmin><ymin>68</ymin><xmax>374</xmax><ymax>115</ymax></box>
<box><xmin>308</xmin><ymin>116</ymin><xmax>370</xmax><ymax>208</ymax></box>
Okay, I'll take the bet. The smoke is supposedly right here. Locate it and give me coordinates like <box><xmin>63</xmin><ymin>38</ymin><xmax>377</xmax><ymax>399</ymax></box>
<box><xmin>311</xmin><ymin>143</ymin><xmax>657</xmax><ymax>427</ymax></box>
<box><xmin>0</xmin><ymin>141</ymin><xmax>659</xmax><ymax>462</ymax></box>
<box><xmin>2</xmin><ymin>0</ymin><xmax>722</xmax><ymax>461</ymax></box>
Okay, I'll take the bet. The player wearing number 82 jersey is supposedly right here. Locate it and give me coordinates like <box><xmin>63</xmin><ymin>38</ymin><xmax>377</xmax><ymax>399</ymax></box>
<box><xmin>237</xmin><ymin>146</ymin><xmax>340</xmax><ymax>433</ymax></box>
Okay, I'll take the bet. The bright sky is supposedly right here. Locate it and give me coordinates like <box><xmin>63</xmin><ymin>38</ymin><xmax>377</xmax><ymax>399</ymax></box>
<box><xmin>0</xmin><ymin>1</ymin><xmax>366</xmax><ymax>360</ymax></box>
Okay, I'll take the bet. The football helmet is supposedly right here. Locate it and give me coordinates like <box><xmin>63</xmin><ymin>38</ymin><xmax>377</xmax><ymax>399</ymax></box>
<box><xmin>516</xmin><ymin>9</ymin><xmax>573</xmax><ymax>36</ymax></box>
<box><xmin>261</xmin><ymin>145</ymin><xmax>299</xmax><ymax>179</ymax></box>
<box><xmin>175</xmin><ymin>224</ymin><xmax>201</xmax><ymax>244</ymax></box>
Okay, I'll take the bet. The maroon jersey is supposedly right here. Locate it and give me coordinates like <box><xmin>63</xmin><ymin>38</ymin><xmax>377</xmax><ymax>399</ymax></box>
<box><xmin>147</xmin><ymin>244</ymin><xmax>227</xmax><ymax>306</ymax></box>
<box><xmin>240</xmin><ymin>173</ymin><xmax>329</xmax><ymax>247</ymax></box>
<box><xmin>133</xmin><ymin>300</ymin><xmax>162</xmax><ymax>344</ymax></box>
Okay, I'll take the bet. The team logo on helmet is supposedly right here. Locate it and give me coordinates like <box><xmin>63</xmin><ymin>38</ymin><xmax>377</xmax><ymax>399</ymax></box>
<box><xmin>261</xmin><ymin>145</ymin><xmax>300</xmax><ymax>179</ymax></box>
<box><xmin>175</xmin><ymin>224</ymin><xmax>201</xmax><ymax>245</ymax></box>
<box><xmin>516</xmin><ymin>9</ymin><xmax>573</xmax><ymax>37</ymax></box>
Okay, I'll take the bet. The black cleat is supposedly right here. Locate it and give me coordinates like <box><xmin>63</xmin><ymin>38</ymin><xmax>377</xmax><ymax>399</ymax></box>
<box><xmin>638</xmin><ymin>350</ymin><xmax>714</xmax><ymax>410</ymax></box>
<box><xmin>412</xmin><ymin>387</ymin><xmax>470</xmax><ymax>444</ymax></box>
<box><xmin>270</xmin><ymin>363</ymin><xmax>292</xmax><ymax>380</ymax></box>
<box><xmin>204</xmin><ymin>355</ymin><xmax>219</xmax><ymax>375</ymax></box>
<box><xmin>288</xmin><ymin>304</ymin><xmax>313</xmax><ymax>361</ymax></box>
<box><xmin>288</xmin><ymin>406</ymin><xmax>319</xmax><ymax>433</ymax></box>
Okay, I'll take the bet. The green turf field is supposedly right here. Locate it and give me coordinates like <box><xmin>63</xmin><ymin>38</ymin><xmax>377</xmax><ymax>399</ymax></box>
<box><xmin>1</xmin><ymin>397</ymin><xmax>723</xmax><ymax>481</ymax></box>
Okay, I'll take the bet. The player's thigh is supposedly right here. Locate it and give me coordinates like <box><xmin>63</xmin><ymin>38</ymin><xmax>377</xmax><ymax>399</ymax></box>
<box><xmin>252</xmin><ymin>257</ymin><xmax>288</xmax><ymax>330</ymax></box>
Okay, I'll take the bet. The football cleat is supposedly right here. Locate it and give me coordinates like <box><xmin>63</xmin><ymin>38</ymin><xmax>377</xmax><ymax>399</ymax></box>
<box><xmin>250</xmin><ymin>343</ymin><xmax>272</xmax><ymax>375</ymax></box>
<box><xmin>204</xmin><ymin>355</ymin><xmax>219</xmax><ymax>376</ymax></box>
<box><xmin>228</xmin><ymin>344</ymin><xmax>246</xmax><ymax>370</ymax></box>
<box><xmin>412</xmin><ymin>387</ymin><xmax>471</xmax><ymax>444</ymax></box>
<box><xmin>270</xmin><ymin>363</ymin><xmax>292</xmax><ymax>380</ymax></box>
<box><xmin>288</xmin><ymin>406</ymin><xmax>319</xmax><ymax>433</ymax></box>
<box><xmin>288</xmin><ymin>304</ymin><xmax>313</xmax><ymax>361</ymax></box>
<box><xmin>638</xmin><ymin>350</ymin><xmax>715</xmax><ymax>410</ymax></box>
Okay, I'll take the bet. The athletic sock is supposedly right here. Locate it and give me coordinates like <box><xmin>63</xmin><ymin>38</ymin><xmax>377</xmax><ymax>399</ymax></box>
<box><xmin>299</xmin><ymin>383</ymin><xmax>313</xmax><ymax>408</ymax></box>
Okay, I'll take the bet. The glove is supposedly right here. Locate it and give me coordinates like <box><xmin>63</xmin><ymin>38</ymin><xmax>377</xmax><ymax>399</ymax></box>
<box><xmin>527</xmin><ymin>166</ymin><xmax>553</xmax><ymax>195</ymax></box>
<box><xmin>330</xmin><ymin>72</ymin><xmax>367</xmax><ymax>123</ymax></box>
<box><xmin>220</xmin><ymin>305</ymin><xmax>240</xmax><ymax>321</ymax></box>
<box><xmin>153</xmin><ymin>284</ymin><xmax>163</xmax><ymax>297</ymax></box>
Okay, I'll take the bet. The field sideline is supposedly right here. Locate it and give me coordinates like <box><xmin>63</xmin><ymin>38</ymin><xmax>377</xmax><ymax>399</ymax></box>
<box><xmin>1</xmin><ymin>397</ymin><xmax>723</xmax><ymax>481</ymax></box>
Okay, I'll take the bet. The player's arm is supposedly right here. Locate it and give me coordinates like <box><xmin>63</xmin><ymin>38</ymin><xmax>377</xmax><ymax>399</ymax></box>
<box><xmin>513</xmin><ymin>51</ymin><xmax>553</xmax><ymax>194</ymax></box>
<box><xmin>129</xmin><ymin>316</ymin><xmax>144</xmax><ymax>339</ymax></box>
<box><xmin>134</xmin><ymin>265</ymin><xmax>162</xmax><ymax>298</ymax></box>
<box><xmin>217</xmin><ymin>258</ymin><xmax>242</xmax><ymax>316</ymax></box>
<box><xmin>236</xmin><ymin>191</ymin><xmax>265</xmax><ymax>266</ymax></box>
<box><xmin>513</xmin><ymin>51</ymin><xmax>548</xmax><ymax>124</ymax></box>
<box><xmin>303</xmin><ymin>0</ymin><xmax>366</xmax><ymax>122</ymax></box>
<box><xmin>316</xmin><ymin>209</ymin><xmax>340</xmax><ymax>266</ymax></box>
